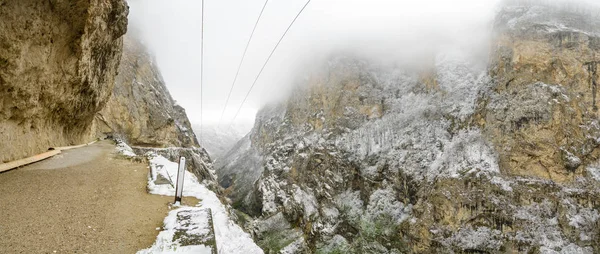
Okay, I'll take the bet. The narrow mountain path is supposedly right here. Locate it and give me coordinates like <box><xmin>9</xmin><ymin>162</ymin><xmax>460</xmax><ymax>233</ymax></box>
<box><xmin>0</xmin><ymin>141</ymin><xmax>172</xmax><ymax>253</ymax></box>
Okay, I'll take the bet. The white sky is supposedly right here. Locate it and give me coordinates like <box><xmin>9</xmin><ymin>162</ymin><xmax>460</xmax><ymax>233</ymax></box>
<box><xmin>127</xmin><ymin>0</ymin><xmax>506</xmax><ymax>127</ymax></box>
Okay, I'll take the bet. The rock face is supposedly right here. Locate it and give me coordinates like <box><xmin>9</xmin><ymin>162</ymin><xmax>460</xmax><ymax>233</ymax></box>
<box><xmin>95</xmin><ymin>34</ymin><xmax>198</xmax><ymax>148</ymax></box>
<box><xmin>217</xmin><ymin>1</ymin><xmax>600</xmax><ymax>253</ymax></box>
<box><xmin>102</xmin><ymin>34</ymin><xmax>216</xmax><ymax>191</ymax></box>
<box><xmin>484</xmin><ymin>1</ymin><xmax>600</xmax><ymax>182</ymax></box>
<box><xmin>0</xmin><ymin>0</ymin><xmax>128</xmax><ymax>163</ymax></box>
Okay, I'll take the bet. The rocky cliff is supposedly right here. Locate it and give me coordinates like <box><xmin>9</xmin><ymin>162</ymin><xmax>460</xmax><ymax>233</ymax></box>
<box><xmin>0</xmin><ymin>0</ymin><xmax>128</xmax><ymax>163</ymax></box>
<box><xmin>217</xmin><ymin>1</ymin><xmax>600</xmax><ymax>253</ymax></box>
<box><xmin>484</xmin><ymin>0</ymin><xmax>600</xmax><ymax>182</ymax></box>
<box><xmin>96</xmin><ymin>33</ymin><xmax>217</xmax><ymax>189</ymax></box>
<box><xmin>94</xmin><ymin>34</ymin><xmax>198</xmax><ymax>148</ymax></box>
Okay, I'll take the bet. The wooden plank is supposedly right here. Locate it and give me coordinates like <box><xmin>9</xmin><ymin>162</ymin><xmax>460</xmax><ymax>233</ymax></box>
<box><xmin>0</xmin><ymin>139</ymin><xmax>98</xmax><ymax>173</ymax></box>
<box><xmin>51</xmin><ymin>140</ymin><xmax>97</xmax><ymax>151</ymax></box>
<box><xmin>51</xmin><ymin>144</ymin><xmax>86</xmax><ymax>151</ymax></box>
<box><xmin>0</xmin><ymin>150</ymin><xmax>62</xmax><ymax>173</ymax></box>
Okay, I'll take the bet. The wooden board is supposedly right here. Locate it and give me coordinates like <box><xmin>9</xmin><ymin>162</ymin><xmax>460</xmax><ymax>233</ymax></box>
<box><xmin>0</xmin><ymin>139</ymin><xmax>99</xmax><ymax>173</ymax></box>
<box><xmin>0</xmin><ymin>150</ymin><xmax>62</xmax><ymax>173</ymax></box>
<box><xmin>51</xmin><ymin>140</ymin><xmax>98</xmax><ymax>151</ymax></box>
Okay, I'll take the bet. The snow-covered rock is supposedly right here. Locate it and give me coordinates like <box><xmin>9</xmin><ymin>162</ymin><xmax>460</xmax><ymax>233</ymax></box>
<box><xmin>216</xmin><ymin>1</ymin><xmax>600</xmax><ymax>252</ymax></box>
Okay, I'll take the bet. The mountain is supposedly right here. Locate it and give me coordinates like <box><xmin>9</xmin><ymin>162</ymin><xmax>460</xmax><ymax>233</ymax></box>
<box><xmin>94</xmin><ymin>34</ymin><xmax>199</xmax><ymax>148</ymax></box>
<box><xmin>94</xmin><ymin>33</ymin><xmax>219</xmax><ymax>191</ymax></box>
<box><xmin>195</xmin><ymin>123</ymin><xmax>254</xmax><ymax>161</ymax></box>
<box><xmin>217</xmin><ymin>1</ymin><xmax>600</xmax><ymax>253</ymax></box>
<box><xmin>0</xmin><ymin>0</ymin><xmax>128</xmax><ymax>163</ymax></box>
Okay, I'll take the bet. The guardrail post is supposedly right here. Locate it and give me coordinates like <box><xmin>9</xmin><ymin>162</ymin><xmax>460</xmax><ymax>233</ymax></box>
<box><xmin>174</xmin><ymin>156</ymin><xmax>186</xmax><ymax>205</ymax></box>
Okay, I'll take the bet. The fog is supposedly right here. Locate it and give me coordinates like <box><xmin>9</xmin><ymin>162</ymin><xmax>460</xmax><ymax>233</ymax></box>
<box><xmin>125</xmin><ymin>0</ymin><xmax>594</xmax><ymax>129</ymax></box>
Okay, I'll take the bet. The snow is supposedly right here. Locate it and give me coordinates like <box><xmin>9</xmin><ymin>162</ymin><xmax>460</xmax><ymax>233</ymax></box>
<box><xmin>325</xmin><ymin>54</ymin><xmax>500</xmax><ymax>182</ymax></box>
<box><xmin>292</xmin><ymin>185</ymin><xmax>319</xmax><ymax>217</ymax></box>
<box><xmin>279</xmin><ymin>238</ymin><xmax>307</xmax><ymax>254</ymax></box>
<box><xmin>435</xmin><ymin>51</ymin><xmax>489</xmax><ymax>121</ymax></box>
<box><xmin>513</xmin><ymin>200</ymin><xmax>570</xmax><ymax>251</ymax></box>
<box><xmin>138</xmin><ymin>208</ymin><xmax>214</xmax><ymax>254</ymax></box>
<box><xmin>318</xmin><ymin>235</ymin><xmax>350</xmax><ymax>253</ymax></box>
<box><xmin>317</xmin><ymin>206</ymin><xmax>341</xmax><ymax>235</ymax></box>
<box><xmin>430</xmin><ymin>129</ymin><xmax>500</xmax><ymax>178</ymax></box>
<box><xmin>361</xmin><ymin>166</ymin><xmax>379</xmax><ymax>179</ymax></box>
<box><xmin>334</xmin><ymin>191</ymin><xmax>364</xmax><ymax>224</ymax></box>
<box><xmin>140</xmin><ymin>153</ymin><xmax>263</xmax><ymax>254</ymax></box>
<box><xmin>562</xmin><ymin>198</ymin><xmax>600</xmax><ymax>233</ymax></box>
<box><xmin>176</xmin><ymin>121</ymin><xmax>188</xmax><ymax>132</ymax></box>
<box><xmin>585</xmin><ymin>164</ymin><xmax>600</xmax><ymax>181</ymax></box>
<box><xmin>540</xmin><ymin>244</ymin><xmax>594</xmax><ymax>254</ymax></box>
<box><xmin>562</xmin><ymin>149</ymin><xmax>582</xmax><ymax>168</ymax></box>
<box><xmin>115</xmin><ymin>140</ymin><xmax>136</xmax><ymax>157</ymax></box>
<box><xmin>491</xmin><ymin>176</ymin><xmax>513</xmax><ymax>192</ymax></box>
<box><xmin>258</xmin><ymin>175</ymin><xmax>280</xmax><ymax>215</ymax></box>
<box><xmin>322</xmin><ymin>206</ymin><xmax>340</xmax><ymax>220</ymax></box>
<box><xmin>568</xmin><ymin>212</ymin><xmax>598</xmax><ymax>229</ymax></box>
<box><xmin>442</xmin><ymin>226</ymin><xmax>503</xmax><ymax>251</ymax></box>
<box><xmin>365</xmin><ymin>187</ymin><xmax>411</xmax><ymax>224</ymax></box>
<box><xmin>502</xmin><ymin>1</ymin><xmax>600</xmax><ymax>37</ymax></box>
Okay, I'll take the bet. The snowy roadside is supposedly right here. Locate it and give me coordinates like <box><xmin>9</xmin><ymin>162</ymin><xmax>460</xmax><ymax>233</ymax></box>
<box><xmin>115</xmin><ymin>140</ymin><xmax>137</xmax><ymax>157</ymax></box>
<box><xmin>117</xmin><ymin>142</ymin><xmax>263</xmax><ymax>254</ymax></box>
<box><xmin>139</xmin><ymin>207</ymin><xmax>216</xmax><ymax>254</ymax></box>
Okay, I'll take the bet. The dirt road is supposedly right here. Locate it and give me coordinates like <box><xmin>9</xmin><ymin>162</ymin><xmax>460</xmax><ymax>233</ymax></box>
<box><xmin>0</xmin><ymin>141</ymin><xmax>172</xmax><ymax>253</ymax></box>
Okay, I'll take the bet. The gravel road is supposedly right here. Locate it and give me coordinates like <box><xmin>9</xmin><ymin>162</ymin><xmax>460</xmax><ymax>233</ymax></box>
<box><xmin>0</xmin><ymin>141</ymin><xmax>172</xmax><ymax>253</ymax></box>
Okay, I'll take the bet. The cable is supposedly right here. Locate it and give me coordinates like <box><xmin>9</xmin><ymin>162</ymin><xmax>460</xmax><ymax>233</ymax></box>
<box><xmin>200</xmin><ymin>0</ymin><xmax>205</xmax><ymax>144</ymax></box>
<box><xmin>230</xmin><ymin>0</ymin><xmax>311</xmax><ymax>123</ymax></box>
<box><xmin>218</xmin><ymin>0</ymin><xmax>270</xmax><ymax>126</ymax></box>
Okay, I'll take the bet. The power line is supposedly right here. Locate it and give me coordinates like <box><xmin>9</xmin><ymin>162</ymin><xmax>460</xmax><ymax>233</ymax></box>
<box><xmin>200</xmin><ymin>0</ymin><xmax>205</xmax><ymax>144</ymax></box>
<box><xmin>218</xmin><ymin>0</ymin><xmax>270</xmax><ymax>126</ymax></box>
<box><xmin>230</xmin><ymin>0</ymin><xmax>311</xmax><ymax>123</ymax></box>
